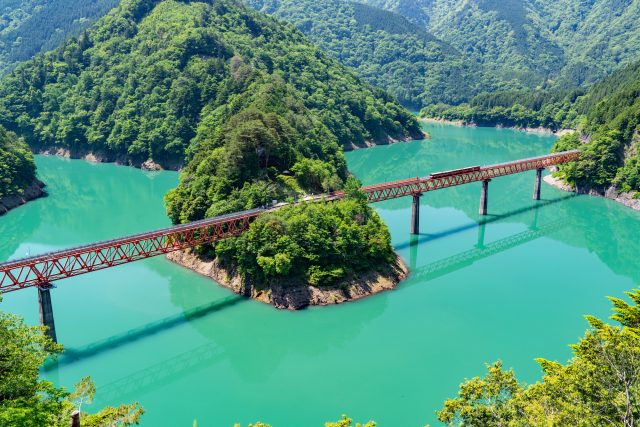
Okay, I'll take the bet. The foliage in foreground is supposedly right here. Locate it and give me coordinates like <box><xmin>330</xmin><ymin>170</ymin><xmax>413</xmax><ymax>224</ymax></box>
<box><xmin>212</xmin><ymin>177</ymin><xmax>394</xmax><ymax>287</ymax></box>
<box><xmin>0</xmin><ymin>296</ymin><xmax>143</xmax><ymax>426</ymax></box>
<box><xmin>438</xmin><ymin>289</ymin><xmax>640</xmax><ymax>427</ymax></box>
<box><xmin>0</xmin><ymin>125</ymin><xmax>36</xmax><ymax>198</ymax></box>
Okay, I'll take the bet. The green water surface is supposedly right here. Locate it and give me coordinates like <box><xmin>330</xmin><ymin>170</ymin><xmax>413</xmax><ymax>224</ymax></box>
<box><xmin>1</xmin><ymin>123</ymin><xmax>638</xmax><ymax>426</ymax></box>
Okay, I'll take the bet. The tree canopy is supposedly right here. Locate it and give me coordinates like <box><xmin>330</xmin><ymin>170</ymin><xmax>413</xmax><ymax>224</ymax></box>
<box><xmin>0</xmin><ymin>0</ymin><xmax>119</xmax><ymax>76</ymax></box>
<box><xmin>212</xmin><ymin>177</ymin><xmax>394</xmax><ymax>288</ymax></box>
<box><xmin>438</xmin><ymin>289</ymin><xmax>640</xmax><ymax>427</ymax></box>
<box><xmin>0</xmin><ymin>296</ymin><xmax>143</xmax><ymax>426</ymax></box>
<box><xmin>244</xmin><ymin>0</ymin><xmax>479</xmax><ymax>108</ymax></box>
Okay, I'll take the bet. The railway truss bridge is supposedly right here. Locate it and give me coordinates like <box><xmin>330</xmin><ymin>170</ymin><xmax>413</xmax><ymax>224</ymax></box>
<box><xmin>0</xmin><ymin>150</ymin><xmax>580</xmax><ymax>342</ymax></box>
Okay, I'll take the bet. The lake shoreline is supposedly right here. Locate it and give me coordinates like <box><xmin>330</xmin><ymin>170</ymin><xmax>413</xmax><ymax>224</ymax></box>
<box><xmin>419</xmin><ymin>117</ymin><xmax>573</xmax><ymax>137</ymax></box>
<box><xmin>544</xmin><ymin>174</ymin><xmax>640</xmax><ymax>211</ymax></box>
<box><xmin>36</xmin><ymin>146</ymin><xmax>183</xmax><ymax>171</ymax></box>
<box><xmin>167</xmin><ymin>249</ymin><xmax>409</xmax><ymax>310</ymax></box>
<box><xmin>0</xmin><ymin>180</ymin><xmax>46</xmax><ymax>216</ymax></box>
<box><xmin>32</xmin><ymin>133</ymin><xmax>427</xmax><ymax>172</ymax></box>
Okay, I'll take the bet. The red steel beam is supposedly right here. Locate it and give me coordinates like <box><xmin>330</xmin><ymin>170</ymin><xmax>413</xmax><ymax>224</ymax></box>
<box><xmin>0</xmin><ymin>150</ymin><xmax>580</xmax><ymax>292</ymax></box>
<box><xmin>0</xmin><ymin>209</ymin><xmax>263</xmax><ymax>292</ymax></box>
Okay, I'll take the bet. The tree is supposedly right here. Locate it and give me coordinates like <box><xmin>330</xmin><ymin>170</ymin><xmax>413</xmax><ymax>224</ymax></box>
<box><xmin>0</xmin><ymin>296</ymin><xmax>143</xmax><ymax>426</ymax></box>
<box><xmin>437</xmin><ymin>289</ymin><xmax>640</xmax><ymax>427</ymax></box>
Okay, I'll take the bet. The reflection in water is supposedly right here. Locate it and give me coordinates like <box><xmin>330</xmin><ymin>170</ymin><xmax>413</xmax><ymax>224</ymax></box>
<box><xmin>168</xmin><ymin>270</ymin><xmax>391</xmax><ymax>383</ymax></box>
<box><xmin>396</xmin><ymin>194</ymin><xmax>576</xmax><ymax>251</ymax></box>
<box><xmin>6</xmin><ymin>126</ymin><xmax>640</xmax><ymax>426</ymax></box>
<box><xmin>409</xmin><ymin>220</ymin><xmax>566</xmax><ymax>285</ymax></box>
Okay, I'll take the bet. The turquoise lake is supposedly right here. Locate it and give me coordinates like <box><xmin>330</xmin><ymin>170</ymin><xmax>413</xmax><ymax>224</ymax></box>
<box><xmin>1</xmin><ymin>122</ymin><xmax>638</xmax><ymax>426</ymax></box>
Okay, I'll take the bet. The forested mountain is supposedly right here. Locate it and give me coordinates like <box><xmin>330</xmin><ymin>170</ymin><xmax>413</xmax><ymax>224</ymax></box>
<box><xmin>0</xmin><ymin>0</ymin><xmax>119</xmax><ymax>76</ymax></box>
<box><xmin>0</xmin><ymin>0</ymin><xmax>421</xmax><ymax>222</ymax></box>
<box><xmin>359</xmin><ymin>0</ymin><xmax>640</xmax><ymax>94</ymax></box>
<box><xmin>244</xmin><ymin>0</ymin><xmax>479</xmax><ymax>107</ymax></box>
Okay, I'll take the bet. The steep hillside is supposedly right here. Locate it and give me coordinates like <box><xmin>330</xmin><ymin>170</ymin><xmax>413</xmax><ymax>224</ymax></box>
<box><xmin>0</xmin><ymin>0</ymin><xmax>119</xmax><ymax>76</ymax></box>
<box><xmin>359</xmin><ymin>0</ymin><xmax>640</xmax><ymax>93</ymax></box>
<box><xmin>245</xmin><ymin>0</ymin><xmax>479</xmax><ymax>107</ymax></box>
<box><xmin>0</xmin><ymin>0</ymin><xmax>421</xmax><ymax>222</ymax></box>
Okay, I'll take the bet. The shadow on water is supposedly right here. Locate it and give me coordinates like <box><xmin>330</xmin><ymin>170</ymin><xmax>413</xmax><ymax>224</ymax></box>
<box><xmin>92</xmin><ymin>342</ymin><xmax>225</xmax><ymax>406</ymax></box>
<box><xmin>44</xmin><ymin>294</ymin><xmax>245</xmax><ymax>370</ymax></box>
<box><xmin>396</xmin><ymin>193</ymin><xmax>577</xmax><ymax>251</ymax></box>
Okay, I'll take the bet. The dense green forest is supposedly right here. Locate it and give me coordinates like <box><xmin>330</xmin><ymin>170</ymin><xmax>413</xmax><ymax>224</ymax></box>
<box><xmin>0</xmin><ymin>125</ymin><xmax>36</xmax><ymax>198</ymax></box>
<box><xmin>211</xmin><ymin>178</ymin><xmax>394</xmax><ymax>288</ymax></box>
<box><xmin>360</xmin><ymin>0</ymin><xmax>640</xmax><ymax>96</ymax></box>
<box><xmin>438</xmin><ymin>289</ymin><xmax>640</xmax><ymax>427</ymax></box>
<box><xmin>0</xmin><ymin>0</ymin><xmax>118</xmax><ymax>76</ymax></box>
<box><xmin>244</xmin><ymin>0</ymin><xmax>479</xmax><ymax>108</ymax></box>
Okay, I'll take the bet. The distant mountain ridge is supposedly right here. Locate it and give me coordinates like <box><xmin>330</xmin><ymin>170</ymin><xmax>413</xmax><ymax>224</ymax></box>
<box><xmin>245</xmin><ymin>0</ymin><xmax>482</xmax><ymax>107</ymax></box>
<box><xmin>357</xmin><ymin>0</ymin><xmax>640</xmax><ymax>92</ymax></box>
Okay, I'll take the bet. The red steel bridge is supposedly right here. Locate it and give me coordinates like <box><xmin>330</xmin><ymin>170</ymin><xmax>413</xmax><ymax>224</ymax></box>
<box><xmin>0</xmin><ymin>149</ymin><xmax>579</xmax><ymax>342</ymax></box>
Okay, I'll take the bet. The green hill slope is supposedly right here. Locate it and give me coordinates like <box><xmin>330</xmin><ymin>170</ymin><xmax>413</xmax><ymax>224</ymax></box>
<box><xmin>244</xmin><ymin>0</ymin><xmax>479</xmax><ymax>107</ymax></box>
<box><xmin>0</xmin><ymin>0</ymin><xmax>119</xmax><ymax>76</ymax></box>
<box><xmin>359</xmin><ymin>0</ymin><xmax>640</xmax><ymax>93</ymax></box>
<box><xmin>0</xmin><ymin>125</ymin><xmax>36</xmax><ymax>199</ymax></box>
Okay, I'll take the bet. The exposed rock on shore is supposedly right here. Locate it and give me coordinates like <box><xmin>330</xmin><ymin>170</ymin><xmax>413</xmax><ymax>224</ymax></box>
<box><xmin>419</xmin><ymin>117</ymin><xmax>573</xmax><ymax>136</ymax></box>
<box><xmin>37</xmin><ymin>147</ymin><xmax>182</xmax><ymax>171</ymax></box>
<box><xmin>544</xmin><ymin>174</ymin><xmax>640</xmax><ymax>211</ymax></box>
<box><xmin>0</xmin><ymin>180</ymin><xmax>46</xmax><ymax>215</ymax></box>
<box><xmin>167</xmin><ymin>249</ymin><xmax>409</xmax><ymax>310</ymax></box>
<box><xmin>344</xmin><ymin>132</ymin><xmax>428</xmax><ymax>151</ymax></box>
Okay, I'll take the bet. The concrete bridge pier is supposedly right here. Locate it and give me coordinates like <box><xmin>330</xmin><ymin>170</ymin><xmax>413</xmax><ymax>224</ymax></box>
<box><xmin>479</xmin><ymin>179</ymin><xmax>490</xmax><ymax>216</ymax></box>
<box><xmin>411</xmin><ymin>194</ymin><xmax>422</xmax><ymax>235</ymax></box>
<box><xmin>533</xmin><ymin>168</ymin><xmax>543</xmax><ymax>200</ymax></box>
<box><xmin>38</xmin><ymin>283</ymin><xmax>57</xmax><ymax>343</ymax></box>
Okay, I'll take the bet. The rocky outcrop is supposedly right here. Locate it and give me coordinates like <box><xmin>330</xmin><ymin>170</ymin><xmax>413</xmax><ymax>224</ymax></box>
<box><xmin>344</xmin><ymin>132</ymin><xmax>428</xmax><ymax>151</ymax></box>
<box><xmin>37</xmin><ymin>147</ymin><xmax>182</xmax><ymax>171</ymax></box>
<box><xmin>166</xmin><ymin>249</ymin><xmax>409</xmax><ymax>310</ymax></box>
<box><xmin>544</xmin><ymin>174</ymin><xmax>640</xmax><ymax>212</ymax></box>
<box><xmin>0</xmin><ymin>179</ymin><xmax>46</xmax><ymax>215</ymax></box>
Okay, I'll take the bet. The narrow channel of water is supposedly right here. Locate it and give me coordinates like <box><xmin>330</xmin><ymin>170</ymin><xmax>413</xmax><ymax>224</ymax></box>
<box><xmin>1</xmin><ymin>123</ymin><xmax>638</xmax><ymax>426</ymax></box>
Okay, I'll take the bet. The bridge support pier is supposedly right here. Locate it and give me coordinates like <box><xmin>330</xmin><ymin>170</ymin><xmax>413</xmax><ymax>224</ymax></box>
<box><xmin>479</xmin><ymin>179</ymin><xmax>490</xmax><ymax>216</ymax></box>
<box><xmin>411</xmin><ymin>194</ymin><xmax>422</xmax><ymax>235</ymax></box>
<box><xmin>38</xmin><ymin>283</ymin><xmax>57</xmax><ymax>343</ymax></box>
<box><xmin>533</xmin><ymin>168</ymin><xmax>543</xmax><ymax>200</ymax></box>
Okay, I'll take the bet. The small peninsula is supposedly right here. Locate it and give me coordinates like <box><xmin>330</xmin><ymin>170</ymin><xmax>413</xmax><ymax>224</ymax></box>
<box><xmin>168</xmin><ymin>180</ymin><xmax>408</xmax><ymax>309</ymax></box>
